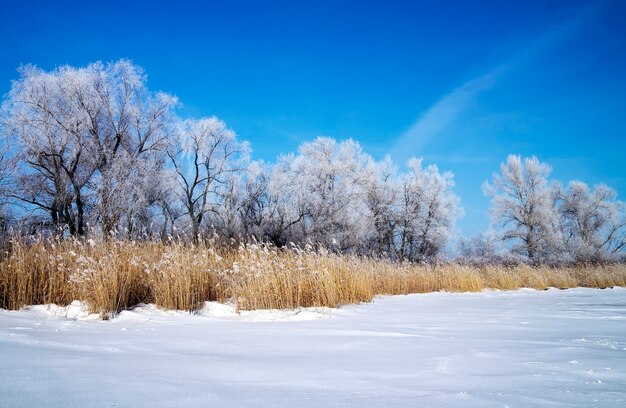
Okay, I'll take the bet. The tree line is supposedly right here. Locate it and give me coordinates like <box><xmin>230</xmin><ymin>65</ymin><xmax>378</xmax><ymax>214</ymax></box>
<box><xmin>473</xmin><ymin>155</ymin><xmax>626</xmax><ymax>264</ymax></box>
<box><xmin>0</xmin><ymin>60</ymin><xmax>624</xmax><ymax>264</ymax></box>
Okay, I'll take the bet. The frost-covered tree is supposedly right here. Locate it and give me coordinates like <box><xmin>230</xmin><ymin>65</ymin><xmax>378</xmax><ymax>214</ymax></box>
<box><xmin>153</xmin><ymin>167</ymin><xmax>184</xmax><ymax>240</ymax></box>
<box><xmin>484</xmin><ymin>155</ymin><xmax>561</xmax><ymax>263</ymax></box>
<box><xmin>456</xmin><ymin>232</ymin><xmax>500</xmax><ymax>264</ymax></box>
<box><xmin>363</xmin><ymin>157</ymin><xmax>398</xmax><ymax>257</ymax></box>
<box><xmin>0</xmin><ymin>60</ymin><xmax>176</xmax><ymax>236</ymax></box>
<box><xmin>556</xmin><ymin>181</ymin><xmax>626</xmax><ymax>262</ymax></box>
<box><xmin>233</xmin><ymin>160</ymin><xmax>271</xmax><ymax>239</ymax></box>
<box><xmin>266</xmin><ymin>137</ymin><xmax>372</xmax><ymax>250</ymax></box>
<box><xmin>168</xmin><ymin>117</ymin><xmax>249</xmax><ymax>242</ymax></box>
<box><xmin>396</xmin><ymin>158</ymin><xmax>459</xmax><ymax>262</ymax></box>
<box><xmin>260</xmin><ymin>155</ymin><xmax>307</xmax><ymax>246</ymax></box>
<box><xmin>83</xmin><ymin>61</ymin><xmax>177</xmax><ymax>235</ymax></box>
<box><xmin>0</xmin><ymin>136</ymin><xmax>15</xmax><ymax>233</ymax></box>
<box><xmin>253</xmin><ymin>138</ymin><xmax>459</xmax><ymax>260</ymax></box>
<box><xmin>1</xmin><ymin>64</ymin><xmax>97</xmax><ymax>235</ymax></box>
<box><xmin>1</xmin><ymin>59</ymin><xmax>464</xmax><ymax>256</ymax></box>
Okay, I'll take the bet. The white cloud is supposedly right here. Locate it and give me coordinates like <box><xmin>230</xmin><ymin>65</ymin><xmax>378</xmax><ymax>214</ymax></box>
<box><xmin>390</xmin><ymin>3</ymin><xmax>599</xmax><ymax>163</ymax></box>
<box><xmin>389</xmin><ymin>65</ymin><xmax>506</xmax><ymax>162</ymax></box>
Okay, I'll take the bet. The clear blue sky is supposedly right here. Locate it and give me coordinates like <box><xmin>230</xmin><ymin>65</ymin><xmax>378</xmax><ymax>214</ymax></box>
<box><xmin>1</xmin><ymin>0</ymin><xmax>625</xmax><ymax>237</ymax></box>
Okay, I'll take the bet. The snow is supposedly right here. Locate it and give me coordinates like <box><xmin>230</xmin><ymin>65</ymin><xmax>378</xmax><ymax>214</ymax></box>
<box><xmin>27</xmin><ymin>300</ymin><xmax>101</xmax><ymax>321</ymax></box>
<box><xmin>1</xmin><ymin>288</ymin><xmax>625</xmax><ymax>407</ymax></box>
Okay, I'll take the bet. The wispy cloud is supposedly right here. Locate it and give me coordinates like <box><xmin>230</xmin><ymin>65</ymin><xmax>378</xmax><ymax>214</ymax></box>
<box><xmin>389</xmin><ymin>65</ymin><xmax>507</xmax><ymax>161</ymax></box>
<box><xmin>390</xmin><ymin>2</ymin><xmax>601</xmax><ymax>164</ymax></box>
<box><xmin>423</xmin><ymin>153</ymin><xmax>495</xmax><ymax>166</ymax></box>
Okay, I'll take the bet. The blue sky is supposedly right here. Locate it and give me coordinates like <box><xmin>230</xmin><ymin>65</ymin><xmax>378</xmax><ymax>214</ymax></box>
<box><xmin>1</xmin><ymin>0</ymin><xmax>625</xmax><ymax>237</ymax></box>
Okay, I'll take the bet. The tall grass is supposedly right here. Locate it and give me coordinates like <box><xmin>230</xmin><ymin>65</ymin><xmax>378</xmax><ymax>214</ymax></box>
<box><xmin>1</xmin><ymin>237</ymin><xmax>624</xmax><ymax>318</ymax></box>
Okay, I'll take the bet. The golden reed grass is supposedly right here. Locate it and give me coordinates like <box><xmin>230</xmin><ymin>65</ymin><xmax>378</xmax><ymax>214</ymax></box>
<box><xmin>1</xmin><ymin>238</ymin><xmax>624</xmax><ymax>318</ymax></box>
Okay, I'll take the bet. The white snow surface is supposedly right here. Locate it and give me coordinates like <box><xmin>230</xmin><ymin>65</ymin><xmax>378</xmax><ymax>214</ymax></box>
<box><xmin>1</xmin><ymin>288</ymin><xmax>625</xmax><ymax>407</ymax></box>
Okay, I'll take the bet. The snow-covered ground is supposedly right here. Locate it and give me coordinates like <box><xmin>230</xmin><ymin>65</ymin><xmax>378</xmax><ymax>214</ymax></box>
<box><xmin>1</xmin><ymin>288</ymin><xmax>625</xmax><ymax>407</ymax></box>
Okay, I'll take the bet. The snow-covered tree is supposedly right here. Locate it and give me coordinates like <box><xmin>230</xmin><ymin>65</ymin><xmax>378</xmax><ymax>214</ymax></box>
<box><xmin>0</xmin><ymin>136</ymin><xmax>15</xmax><ymax>234</ymax></box>
<box><xmin>1</xmin><ymin>64</ymin><xmax>97</xmax><ymax>235</ymax></box>
<box><xmin>556</xmin><ymin>181</ymin><xmax>626</xmax><ymax>262</ymax></box>
<box><xmin>265</xmin><ymin>137</ymin><xmax>373</xmax><ymax>250</ymax></box>
<box><xmin>260</xmin><ymin>155</ymin><xmax>307</xmax><ymax>246</ymax></box>
<box><xmin>363</xmin><ymin>156</ymin><xmax>398</xmax><ymax>257</ymax></box>
<box><xmin>456</xmin><ymin>232</ymin><xmax>500</xmax><ymax>264</ymax></box>
<box><xmin>396</xmin><ymin>158</ymin><xmax>459</xmax><ymax>262</ymax></box>
<box><xmin>484</xmin><ymin>155</ymin><xmax>561</xmax><ymax>263</ymax></box>
<box><xmin>168</xmin><ymin>117</ymin><xmax>249</xmax><ymax>242</ymax></box>
<box><xmin>1</xmin><ymin>59</ymin><xmax>464</xmax><ymax>258</ymax></box>
<box><xmin>233</xmin><ymin>160</ymin><xmax>271</xmax><ymax>239</ymax></box>
<box><xmin>0</xmin><ymin>60</ymin><xmax>176</xmax><ymax>236</ymax></box>
<box><xmin>84</xmin><ymin>60</ymin><xmax>177</xmax><ymax>236</ymax></box>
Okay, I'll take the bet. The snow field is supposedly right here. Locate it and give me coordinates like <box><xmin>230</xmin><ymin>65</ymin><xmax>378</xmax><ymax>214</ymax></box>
<box><xmin>1</xmin><ymin>288</ymin><xmax>625</xmax><ymax>407</ymax></box>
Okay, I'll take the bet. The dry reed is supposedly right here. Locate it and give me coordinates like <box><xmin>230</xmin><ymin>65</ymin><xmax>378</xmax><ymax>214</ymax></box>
<box><xmin>1</xmin><ymin>238</ymin><xmax>624</xmax><ymax>318</ymax></box>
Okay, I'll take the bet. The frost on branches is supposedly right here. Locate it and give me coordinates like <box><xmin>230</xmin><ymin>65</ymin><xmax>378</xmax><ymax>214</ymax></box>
<box><xmin>1</xmin><ymin>60</ymin><xmax>624</xmax><ymax>264</ymax></box>
<box><xmin>0</xmin><ymin>61</ymin><xmax>459</xmax><ymax>262</ymax></box>
<box><xmin>484</xmin><ymin>155</ymin><xmax>626</xmax><ymax>264</ymax></box>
